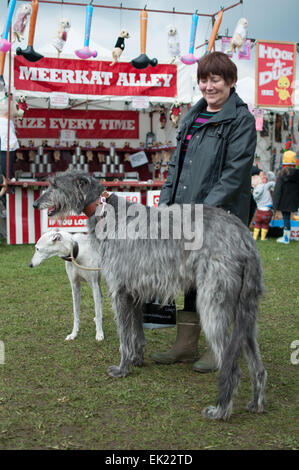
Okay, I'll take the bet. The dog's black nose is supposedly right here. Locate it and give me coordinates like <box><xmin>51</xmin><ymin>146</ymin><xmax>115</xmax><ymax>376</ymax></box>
<box><xmin>33</xmin><ymin>200</ymin><xmax>39</xmax><ymax>209</ymax></box>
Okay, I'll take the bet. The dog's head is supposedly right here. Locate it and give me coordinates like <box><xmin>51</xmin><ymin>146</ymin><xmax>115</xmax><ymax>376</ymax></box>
<box><xmin>33</xmin><ymin>171</ymin><xmax>104</xmax><ymax>217</ymax></box>
<box><xmin>29</xmin><ymin>230</ymin><xmax>69</xmax><ymax>267</ymax></box>
<box><xmin>120</xmin><ymin>29</ymin><xmax>130</xmax><ymax>38</ymax></box>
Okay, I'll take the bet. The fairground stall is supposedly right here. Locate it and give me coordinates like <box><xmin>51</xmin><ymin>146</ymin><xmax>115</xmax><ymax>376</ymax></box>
<box><xmin>1</xmin><ymin>0</ymin><xmax>241</xmax><ymax>243</ymax></box>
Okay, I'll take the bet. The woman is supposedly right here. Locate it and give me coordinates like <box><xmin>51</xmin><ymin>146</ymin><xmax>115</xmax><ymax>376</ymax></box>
<box><xmin>153</xmin><ymin>52</ymin><xmax>257</xmax><ymax>372</ymax></box>
<box><xmin>273</xmin><ymin>151</ymin><xmax>299</xmax><ymax>244</ymax></box>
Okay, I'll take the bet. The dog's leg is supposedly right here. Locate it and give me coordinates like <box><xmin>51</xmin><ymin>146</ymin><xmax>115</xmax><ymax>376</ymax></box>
<box><xmin>65</xmin><ymin>280</ymin><xmax>81</xmax><ymax>341</ymax></box>
<box><xmin>244</xmin><ymin>326</ymin><xmax>267</xmax><ymax>414</ymax></box>
<box><xmin>130</xmin><ymin>300</ymin><xmax>146</xmax><ymax>367</ymax></box>
<box><xmin>91</xmin><ymin>279</ymin><xmax>104</xmax><ymax>341</ymax></box>
<box><xmin>196</xmin><ymin>271</ymin><xmax>240</xmax><ymax>421</ymax></box>
<box><xmin>108</xmin><ymin>290</ymin><xmax>144</xmax><ymax>378</ymax></box>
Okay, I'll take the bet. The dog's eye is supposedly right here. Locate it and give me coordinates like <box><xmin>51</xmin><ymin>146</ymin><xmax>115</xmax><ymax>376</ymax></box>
<box><xmin>36</xmin><ymin>247</ymin><xmax>39</xmax><ymax>251</ymax></box>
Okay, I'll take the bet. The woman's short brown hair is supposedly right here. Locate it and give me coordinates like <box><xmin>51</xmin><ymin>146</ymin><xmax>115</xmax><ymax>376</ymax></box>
<box><xmin>197</xmin><ymin>51</ymin><xmax>238</xmax><ymax>85</ymax></box>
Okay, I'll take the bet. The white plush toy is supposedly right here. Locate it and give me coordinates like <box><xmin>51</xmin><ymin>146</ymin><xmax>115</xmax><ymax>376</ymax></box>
<box><xmin>52</xmin><ymin>18</ymin><xmax>71</xmax><ymax>57</ymax></box>
<box><xmin>225</xmin><ymin>18</ymin><xmax>248</xmax><ymax>54</ymax></box>
<box><xmin>12</xmin><ymin>3</ymin><xmax>32</xmax><ymax>43</ymax></box>
<box><xmin>167</xmin><ymin>24</ymin><xmax>181</xmax><ymax>63</ymax></box>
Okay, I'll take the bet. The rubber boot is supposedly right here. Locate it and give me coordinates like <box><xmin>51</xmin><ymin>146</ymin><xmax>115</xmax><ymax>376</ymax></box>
<box><xmin>152</xmin><ymin>310</ymin><xmax>200</xmax><ymax>364</ymax></box>
<box><xmin>193</xmin><ymin>346</ymin><xmax>218</xmax><ymax>373</ymax></box>
<box><xmin>277</xmin><ymin>229</ymin><xmax>290</xmax><ymax>244</ymax></box>
<box><xmin>253</xmin><ymin>228</ymin><xmax>260</xmax><ymax>240</ymax></box>
<box><xmin>261</xmin><ymin>228</ymin><xmax>268</xmax><ymax>241</ymax></box>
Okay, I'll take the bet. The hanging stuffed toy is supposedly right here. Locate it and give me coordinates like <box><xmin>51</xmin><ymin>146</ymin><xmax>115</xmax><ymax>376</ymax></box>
<box><xmin>16</xmin><ymin>94</ymin><xmax>29</xmax><ymax>120</ymax></box>
<box><xmin>167</xmin><ymin>24</ymin><xmax>180</xmax><ymax>63</ymax></box>
<box><xmin>0</xmin><ymin>0</ymin><xmax>18</xmax><ymax>53</ymax></box>
<box><xmin>52</xmin><ymin>18</ymin><xmax>71</xmax><ymax>58</ymax></box>
<box><xmin>75</xmin><ymin>1</ymin><xmax>97</xmax><ymax>59</ymax></box>
<box><xmin>110</xmin><ymin>29</ymin><xmax>130</xmax><ymax>66</ymax></box>
<box><xmin>225</xmin><ymin>18</ymin><xmax>248</xmax><ymax>54</ymax></box>
<box><xmin>159</xmin><ymin>105</ymin><xmax>167</xmax><ymax>129</ymax></box>
<box><xmin>170</xmin><ymin>102</ymin><xmax>181</xmax><ymax>128</ymax></box>
<box><xmin>180</xmin><ymin>13</ymin><xmax>198</xmax><ymax>65</ymax></box>
<box><xmin>131</xmin><ymin>9</ymin><xmax>157</xmax><ymax>69</ymax></box>
<box><xmin>12</xmin><ymin>3</ymin><xmax>32</xmax><ymax>43</ymax></box>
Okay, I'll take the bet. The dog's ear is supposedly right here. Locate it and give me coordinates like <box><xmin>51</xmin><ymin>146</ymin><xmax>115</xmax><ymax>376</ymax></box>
<box><xmin>76</xmin><ymin>175</ymin><xmax>90</xmax><ymax>191</ymax></box>
<box><xmin>52</xmin><ymin>232</ymin><xmax>62</xmax><ymax>242</ymax></box>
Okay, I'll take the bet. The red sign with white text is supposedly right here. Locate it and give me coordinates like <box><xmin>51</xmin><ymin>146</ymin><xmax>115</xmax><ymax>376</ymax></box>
<box><xmin>14</xmin><ymin>56</ymin><xmax>177</xmax><ymax>97</ymax></box>
<box><xmin>255</xmin><ymin>40</ymin><xmax>296</xmax><ymax>108</ymax></box>
<box><xmin>14</xmin><ymin>108</ymin><xmax>139</xmax><ymax>139</ymax></box>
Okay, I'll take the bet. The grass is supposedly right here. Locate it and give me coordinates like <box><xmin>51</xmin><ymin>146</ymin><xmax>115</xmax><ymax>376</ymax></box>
<box><xmin>0</xmin><ymin>235</ymin><xmax>298</xmax><ymax>450</ymax></box>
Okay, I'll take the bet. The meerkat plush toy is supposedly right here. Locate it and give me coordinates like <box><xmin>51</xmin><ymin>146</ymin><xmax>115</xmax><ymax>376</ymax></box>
<box><xmin>53</xmin><ymin>18</ymin><xmax>71</xmax><ymax>58</ymax></box>
<box><xmin>225</xmin><ymin>18</ymin><xmax>248</xmax><ymax>54</ymax></box>
<box><xmin>110</xmin><ymin>29</ymin><xmax>130</xmax><ymax>66</ymax></box>
<box><xmin>12</xmin><ymin>3</ymin><xmax>32</xmax><ymax>43</ymax></box>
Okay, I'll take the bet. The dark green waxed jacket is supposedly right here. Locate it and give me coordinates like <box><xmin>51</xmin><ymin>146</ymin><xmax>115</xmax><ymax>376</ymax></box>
<box><xmin>159</xmin><ymin>90</ymin><xmax>257</xmax><ymax>225</ymax></box>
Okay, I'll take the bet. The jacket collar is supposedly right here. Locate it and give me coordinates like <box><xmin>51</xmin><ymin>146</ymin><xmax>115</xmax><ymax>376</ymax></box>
<box><xmin>183</xmin><ymin>90</ymin><xmax>246</xmax><ymax>127</ymax></box>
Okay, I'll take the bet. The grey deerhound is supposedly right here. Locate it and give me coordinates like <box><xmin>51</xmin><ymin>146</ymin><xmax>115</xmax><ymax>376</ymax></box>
<box><xmin>33</xmin><ymin>170</ymin><xmax>267</xmax><ymax>420</ymax></box>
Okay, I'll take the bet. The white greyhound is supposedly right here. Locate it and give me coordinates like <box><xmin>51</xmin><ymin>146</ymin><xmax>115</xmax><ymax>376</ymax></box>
<box><xmin>30</xmin><ymin>230</ymin><xmax>104</xmax><ymax>342</ymax></box>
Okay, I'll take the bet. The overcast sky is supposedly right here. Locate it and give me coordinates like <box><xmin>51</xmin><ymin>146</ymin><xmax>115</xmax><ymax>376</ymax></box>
<box><xmin>1</xmin><ymin>0</ymin><xmax>299</xmax><ymax>82</ymax></box>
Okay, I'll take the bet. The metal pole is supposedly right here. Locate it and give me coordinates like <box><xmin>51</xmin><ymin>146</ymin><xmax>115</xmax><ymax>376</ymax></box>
<box><xmin>16</xmin><ymin>0</ymin><xmax>243</xmax><ymax>18</ymax></box>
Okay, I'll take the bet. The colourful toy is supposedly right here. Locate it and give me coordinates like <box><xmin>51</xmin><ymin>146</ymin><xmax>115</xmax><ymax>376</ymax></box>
<box><xmin>53</xmin><ymin>18</ymin><xmax>71</xmax><ymax>58</ymax></box>
<box><xmin>16</xmin><ymin>94</ymin><xmax>29</xmax><ymax>120</ymax></box>
<box><xmin>225</xmin><ymin>17</ymin><xmax>248</xmax><ymax>54</ymax></box>
<box><xmin>131</xmin><ymin>9</ymin><xmax>157</xmax><ymax>69</ymax></box>
<box><xmin>12</xmin><ymin>3</ymin><xmax>32</xmax><ymax>43</ymax></box>
<box><xmin>0</xmin><ymin>0</ymin><xmax>17</xmax><ymax>53</ymax></box>
<box><xmin>206</xmin><ymin>9</ymin><xmax>224</xmax><ymax>54</ymax></box>
<box><xmin>170</xmin><ymin>102</ymin><xmax>181</xmax><ymax>128</ymax></box>
<box><xmin>75</xmin><ymin>1</ymin><xmax>97</xmax><ymax>59</ymax></box>
<box><xmin>110</xmin><ymin>29</ymin><xmax>130</xmax><ymax>66</ymax></box>
<box><xmin>180</xmin><ymin>13</ymin><xmax>199</xmax><ymax>65</ymax></box>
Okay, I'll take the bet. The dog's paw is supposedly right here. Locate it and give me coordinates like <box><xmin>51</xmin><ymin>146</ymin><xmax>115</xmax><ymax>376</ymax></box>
<box><xmin>96</xmin><ymin>332</ymin><xmax>104</xmax><ymax>341</ymax></box>
<box><xmin>132</xmin><ymin>356</ymin><xmax>144</xmax><ymax>367</ymax></box>
<box><xmin>246</xmin><ymin>400</ymin><xmax>266</xmax><ymax>414</ymax></box>
<box><xmin>202</xmin><ymin>405</ymin><xmax>231</xmax><ymax>421</ymax></box>
<box><xmin>65</xmin><ymin>333</ymin><xmax>77</xmax><ymax>341</ymax></box>
<box><xmin>107</xmin><ymin>365</ymin><xmax>128</xmax><ymax>378</ymax></box>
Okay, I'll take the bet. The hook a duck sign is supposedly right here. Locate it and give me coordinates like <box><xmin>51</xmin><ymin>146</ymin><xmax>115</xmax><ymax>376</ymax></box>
<box><xmin>255</xmin><ymin>40</ymin><xmax>296</xmax><ymax>108</ymax></box>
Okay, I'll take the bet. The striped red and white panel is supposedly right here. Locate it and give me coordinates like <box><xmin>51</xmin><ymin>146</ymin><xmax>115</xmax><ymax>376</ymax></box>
<box><xmin>6</xmin><ymin>187</ymin><xmax>45</xmax><ymax>245</ymax></box>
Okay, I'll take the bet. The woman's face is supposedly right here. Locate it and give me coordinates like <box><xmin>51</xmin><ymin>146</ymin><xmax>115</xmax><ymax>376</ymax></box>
<box><xmin>199</xmin><ymin>74</ymin><xmax>236</xmax><ymax>111</ymax></box>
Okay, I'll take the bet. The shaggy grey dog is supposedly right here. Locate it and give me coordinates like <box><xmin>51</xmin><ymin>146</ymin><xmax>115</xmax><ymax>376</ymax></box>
<box><xmin>33</xmin><ymin>170</ymin><xmax>267</xmax><ymax>421</ymax></box>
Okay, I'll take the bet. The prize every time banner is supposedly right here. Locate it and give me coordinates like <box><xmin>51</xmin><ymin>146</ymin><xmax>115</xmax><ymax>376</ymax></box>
<box><xmin>15</xmin><ymin>109</ymin><xmax>139</xmax><ymax>139</ymax></box>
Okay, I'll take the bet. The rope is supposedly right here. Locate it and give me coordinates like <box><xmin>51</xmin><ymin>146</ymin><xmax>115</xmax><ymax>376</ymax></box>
<box><xmin>69</xmin><ymin>242</ymin><xmax>102</xmax><ymax>271</ymax></box>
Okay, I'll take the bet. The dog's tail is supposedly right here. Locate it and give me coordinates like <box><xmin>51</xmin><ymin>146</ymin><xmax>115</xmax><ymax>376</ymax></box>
<box><xmin>215</xmin><ymin>252</ymin><xmax>264</xmax><ymax>418</ymax></box>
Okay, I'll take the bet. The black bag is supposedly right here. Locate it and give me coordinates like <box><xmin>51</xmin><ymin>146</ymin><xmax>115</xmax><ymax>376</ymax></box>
<box><xmin>142</xmin><ymin>300</ymin><xmax>176</xmax><ymax>329</ymax></box>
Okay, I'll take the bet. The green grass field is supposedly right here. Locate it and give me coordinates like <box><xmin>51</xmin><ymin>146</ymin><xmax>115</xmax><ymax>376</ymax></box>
<box><xmin>0</xmin><ymin>236</ymin><xmax>298</xmax><ymax>450</ymax></box>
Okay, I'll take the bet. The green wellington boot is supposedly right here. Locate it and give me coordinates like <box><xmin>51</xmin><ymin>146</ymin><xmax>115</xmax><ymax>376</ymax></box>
<box><xmin>152</xmin><ymin>310</ymin><xmax>200</xmax><ymax>364</ymax></box>
<box><xmin>193</xmin><ymin>347</ymin><xmax>218</xmax><ymax>373</ymax></box>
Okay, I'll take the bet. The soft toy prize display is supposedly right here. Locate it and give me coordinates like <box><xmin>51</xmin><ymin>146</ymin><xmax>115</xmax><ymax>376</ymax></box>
<box><xmin>12</xmin><ymin>3</ymin><xmax>32</xmax><ymax>43</ymax></box>
<box><xmin>130</xmin><ymin>9</ymin><xmax>158</xmax><ymax>69</ymax></box>
<box><xmin>75</xmin><ymin>1</ymin><xmax>97</xmax><ymax>59</ymax></box>
<box><xmin>180</xmin><ymin>13</ymin><xmax>199</xmax><ymax>65</ymax></box>
<box><xmin>52</xmin><ymin>18</ymin><xmax>71</xmax><ymax>58</ymax></box>
<box><xmin>110</xmin><ymin>29</ymin><xmax>130</xmax><ymax>66</ymax></box>
<box><xmin>0</xmin><ymin>0</ymin><xmax>17</xmax><ymax>53</ymax></box>
<box><xmin>16</xmin><ymin>0</ymin><xmax>43</xmax><ymax>62</ymax></box>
